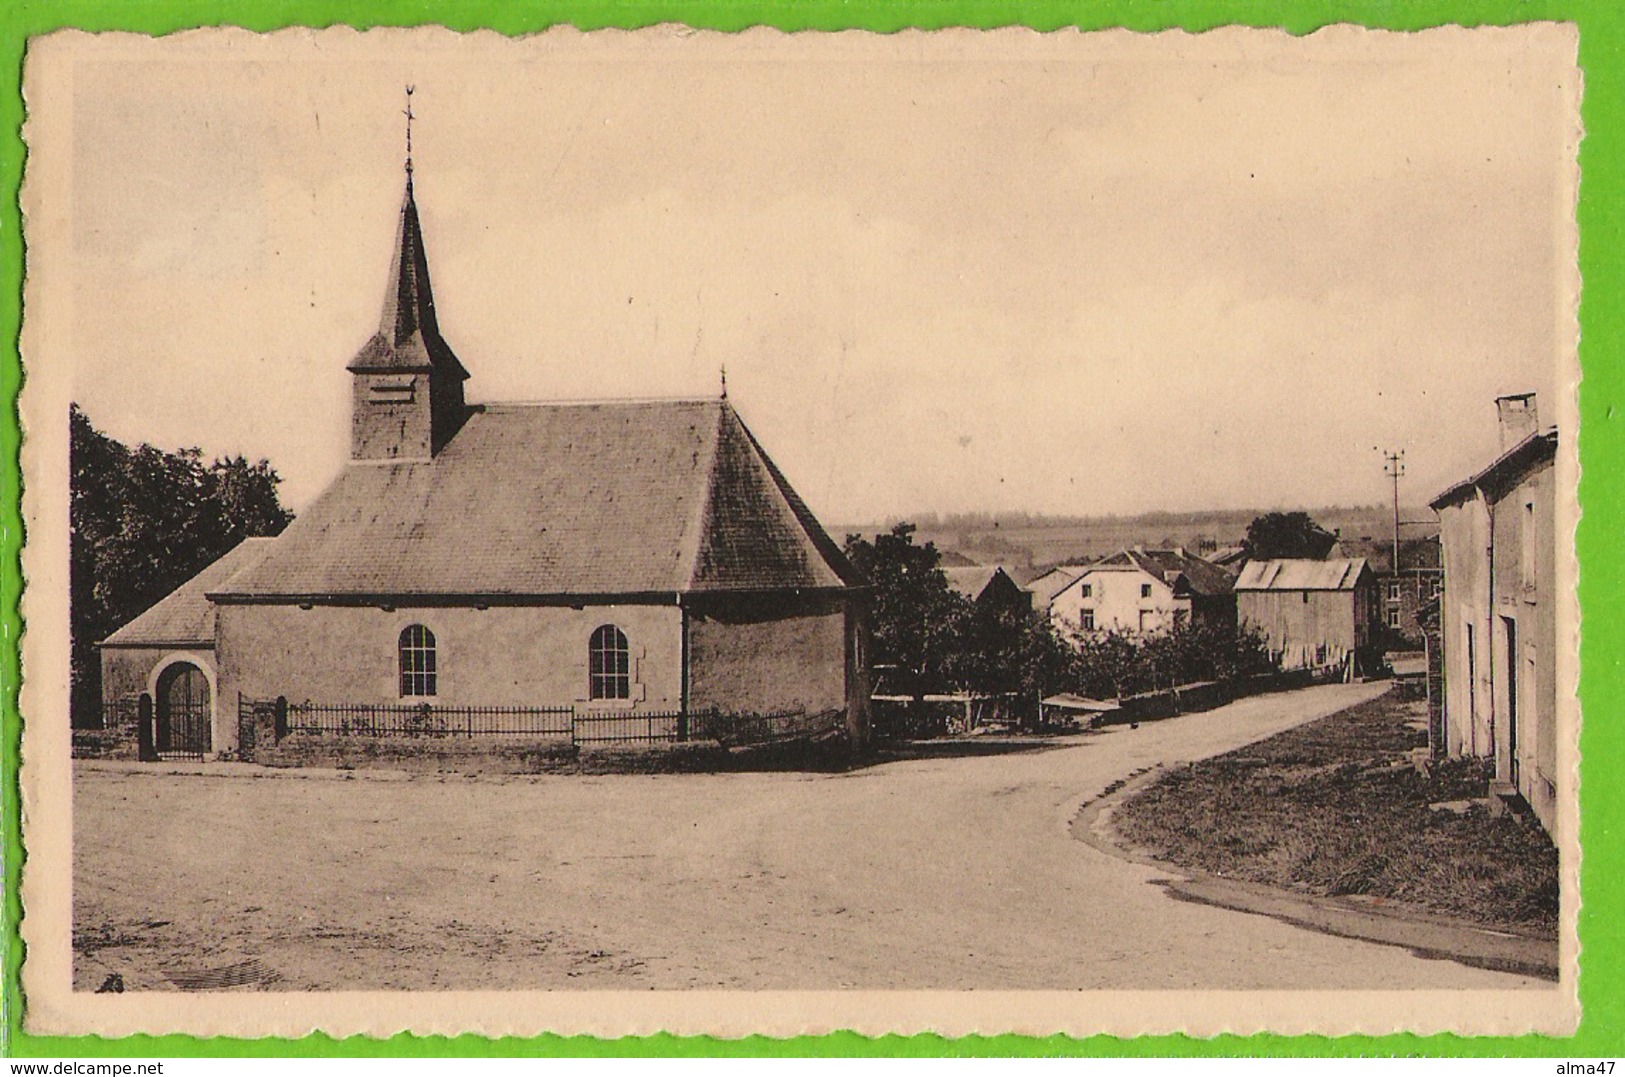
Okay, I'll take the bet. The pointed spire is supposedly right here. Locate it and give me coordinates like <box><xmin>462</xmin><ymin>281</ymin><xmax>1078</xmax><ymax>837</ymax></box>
<box><xmin>720</xmin><ymin>363</ymin><xmax>728</xmax><ymax>400</ymax></box>
<box><xmin>347</xmin><ymin>91</ymin><xmax>467</xmax><ymax>381</ymax></box>
<box><xmin>377</xmin><ymin>177</ymin><xmax>437</xmax><ymax>348</ymax></box>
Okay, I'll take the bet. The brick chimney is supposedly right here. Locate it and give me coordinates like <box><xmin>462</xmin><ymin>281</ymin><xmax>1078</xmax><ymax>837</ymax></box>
<box><xmin>1494</xmin><ymin>393</ymin><xmax>1538</xmax><ymax>452</ymax></box>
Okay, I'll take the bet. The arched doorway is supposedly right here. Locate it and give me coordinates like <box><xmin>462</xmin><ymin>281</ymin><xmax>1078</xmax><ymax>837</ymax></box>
<box><xmin>155</xmin><ymin>662</ymin><xmax>211</xmax><ymax>759</ymax></box>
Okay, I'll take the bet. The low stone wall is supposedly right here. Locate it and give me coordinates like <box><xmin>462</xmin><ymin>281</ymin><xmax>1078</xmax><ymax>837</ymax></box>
<box><xmin>1109</xmin><ymin>680</ymin><xmax>1231</xmax><ymax>723</ymax></box>
<box><xmin>250</xmin><ymin>732</ymin><xmax>754</xmax><ymax>775</ymax></box>
<box><xmin>71</xmin><ymin>725</ymin><xmax>141</xmax><ymax>761</ymax></box>
<box><xmin>70</xmin><ymin>698</ymin><xmax>144</xmax><ymax>760</ymax></box>
<box><xmin>1104</xmin><ymin>670</ymin><xmax>1319</xmax><ymax>726</ymax></box>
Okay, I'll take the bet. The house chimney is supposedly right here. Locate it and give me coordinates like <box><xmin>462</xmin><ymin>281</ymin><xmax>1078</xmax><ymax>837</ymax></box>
<box><xmin>1495</xmin><ymin>393</ymin><xmax>1538</xmax><ymax>451</ymax></box>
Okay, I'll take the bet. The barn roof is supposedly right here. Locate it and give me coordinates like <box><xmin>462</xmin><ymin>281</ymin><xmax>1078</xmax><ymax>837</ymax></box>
<box><xmin>1234</xmin><ymin>558</ymin><xmax>1370</xmax><ymax>592</ymax></box>
<box><xmin>942</xmin><ymin>565</ymin><xmax>1001</xmax><ymax>601</ymax></box>
<box><xmin>211</xmin><ymin>399</ymin><xmax>859</xmax><ymax>600</ymax></box>
<box><xmin>101</xmin><ymin>538</ymin><xmax>277</xmax><ymax>646</ymax></box>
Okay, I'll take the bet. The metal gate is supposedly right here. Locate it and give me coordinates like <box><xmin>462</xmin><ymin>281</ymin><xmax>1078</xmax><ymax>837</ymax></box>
<box><xmin>156</xmin><ymin>663</ymin><xmax>211</xmax><ymax>760</ymax></box>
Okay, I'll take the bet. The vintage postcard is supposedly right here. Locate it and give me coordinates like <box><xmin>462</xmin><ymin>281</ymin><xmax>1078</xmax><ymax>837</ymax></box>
<box><xmin>18</xmin><ymin>24</ymin><xmax>1582</xmax><ymax>1039</ymax></box>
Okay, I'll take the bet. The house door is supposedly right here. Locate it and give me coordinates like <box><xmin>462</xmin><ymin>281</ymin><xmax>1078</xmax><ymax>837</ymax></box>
<box><xmin>156</xmin><ymin>662</ymin><xmax>211</xmax><ymax>760</ymax></box>
<box><xmin>1501</xmin><ymin>616</ymin><xmax>1518</xmax><ymax>786</ymax></box>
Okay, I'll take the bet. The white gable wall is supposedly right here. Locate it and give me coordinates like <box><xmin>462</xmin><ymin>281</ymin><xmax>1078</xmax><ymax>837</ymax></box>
<box><xmin>1049</xmin><ymin>567</ymin><xmax>1189</xmax><ymax>636</ymax></box>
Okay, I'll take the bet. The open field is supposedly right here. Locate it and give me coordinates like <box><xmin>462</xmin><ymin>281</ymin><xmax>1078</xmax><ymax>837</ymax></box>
<box><xmin>835</xmin><ymin>505</ymin><xmax>1439</xmax><ymax>574</ymax></box>
<box><xmin>73</xmin><ymin>682</ymin><xmax>1547</xmax><ymax>993</ymax></box>
<box><xmin>1113</xmin><ymin>691</ymin><xmax>1559</xmax><ymax>931</ymax></box>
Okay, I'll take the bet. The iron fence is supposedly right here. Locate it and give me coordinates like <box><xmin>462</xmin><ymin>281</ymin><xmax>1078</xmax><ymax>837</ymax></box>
<box><xmin>100</xmin><ymin>696</ymin><xmax>141</xmax><ymax>732</ymax></box>
<box><xmin>255</xmin><ymin>700</ymin><xmax>834</xmax><ymax>750</ymax></box>
<box><xmin>570</xmin><ymin>709</ymin><xmax>683</xmax><ymax>746</ymax></box>
<box><xmin>284</xmin><ymin>701</ymin><xmax>574</xmax><ymax>739</ymax></box>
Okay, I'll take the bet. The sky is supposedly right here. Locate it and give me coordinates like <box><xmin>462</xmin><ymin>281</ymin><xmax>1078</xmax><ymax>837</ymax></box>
<box><xmin>54</xmin><ymin>27</ymin><xmax>1577</xmax><ymax>524</ymax></box>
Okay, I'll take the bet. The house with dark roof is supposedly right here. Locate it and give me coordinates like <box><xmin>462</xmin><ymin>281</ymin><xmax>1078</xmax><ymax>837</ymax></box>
<box><xmin>941</xmin><ymin>565</ymin><xmax>1030</xmax><ymax>612</ymax></box>
<box><xmin>1430</xmin><ymin>393</ymin><xmax>1560</xmax><ymax>835</ymax></box>
<box><xmin>1234</xmin><ymin>557</ymin><xmax>1378</xmax><ymax>674</ymax></box>
<box><xmin>1046</xmin><ymin>547</ymin><xmax>1236</xmax><ymax>635</ymax></box>
<box><xmin>99</xmin><ymin>166</ymin><xmax>870</xmax><ymax>758</ymax></box>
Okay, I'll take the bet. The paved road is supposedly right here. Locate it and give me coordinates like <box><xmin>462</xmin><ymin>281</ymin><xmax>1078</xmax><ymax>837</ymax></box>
<box><xmin>73</xmin><ymin>681</ymin><xmax>1546</xmax><ymax>990</ymax></box>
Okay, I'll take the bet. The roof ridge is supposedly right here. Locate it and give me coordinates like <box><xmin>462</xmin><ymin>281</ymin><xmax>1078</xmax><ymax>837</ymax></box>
<box><xmin>680</xmin><ymin>403</ymin><xmax>728</xmax><ymax>592</ymax></box>
<box><xmin>730</xmin><ymin>407</ymin><xmax>861</xmax><ymax>587</ymax></box>
<box><xmin>478</xmin><ymin>396</ymin><xmax>720</xmax><ymax>410</ymax></box>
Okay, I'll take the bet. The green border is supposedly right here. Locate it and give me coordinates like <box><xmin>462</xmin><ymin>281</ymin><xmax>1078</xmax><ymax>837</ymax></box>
<box><xmin>3</xmin><ymin>0</ymin><xmax>1620</xmax><ymax>1059</ymax></box>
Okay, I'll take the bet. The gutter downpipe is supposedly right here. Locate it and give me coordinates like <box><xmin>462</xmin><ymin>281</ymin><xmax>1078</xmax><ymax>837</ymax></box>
<box><xmin>677</xmin><ymin>591</ymin><xmax>690</xmax><ymax>740</ymax></box>
<box><xmin>1481</xmin><ymin>481</ymin><xmax>1495</xmax><ymax>767</ymax></box>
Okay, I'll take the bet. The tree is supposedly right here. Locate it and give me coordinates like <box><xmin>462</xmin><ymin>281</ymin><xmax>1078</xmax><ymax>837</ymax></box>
<box><xmin>70</xmin><ymin>405</ymin><xmax>294</xmax><ymax>725</ymax></box>
<box><xmin>842</xmin><ymin>523</ymin><xmax>971</xmax><ymax>696</ymax></box>
<box><xmin>1242</xmin><ymin>511</ymin><xmax>1337</xmax><ymax>560</ymax></box>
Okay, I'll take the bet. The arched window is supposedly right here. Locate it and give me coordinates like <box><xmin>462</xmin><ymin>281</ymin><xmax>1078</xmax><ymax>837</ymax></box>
<box><xmin>399</xmin><ymin>625</ymin><xmax>437</xmax><ymax>697</ymax></box>
<box><xmin>589</xmin><ymin>624</ymin><xmax>630</xmax><ymax>700</ymax></box>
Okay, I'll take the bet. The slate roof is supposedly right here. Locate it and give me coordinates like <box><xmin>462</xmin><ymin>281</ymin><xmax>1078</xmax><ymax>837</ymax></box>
<box><xmin>942</xmin><ymin>566</ymin><xmax>1001</xmax><ymax>601</ymax></box>
<box><xmin>1089</xmin><ymin>548</ymin><xmax>1237</xmax><ymax>597</ymax></box>
<box><xmin>212</xmin><ymin>399</ymin><xmax>859</xmax><ymax>600</ymax></box>
<box><xmin>102</xmin><ymin>539</ymin><xmax>277</xmax><ymax>646</ymax></box>
<box><xmin>347</xmin><ymin>179</ymin><xmax>469</xmax><ymax>382</ymax></box>
<box><xmin>1026</xmin><ymin>565</ymin><xmax>1088</xmax><ymax>608</ymax></box>
<box><xmin>1431</xmin><ymin>428</ymin><xmax>1559</xmax><ymax>509</ymax></box>
<box><xmin>1234</xmin><ymin>558</ymin><xmax>1371</xmax><ymax>592</ymax></box>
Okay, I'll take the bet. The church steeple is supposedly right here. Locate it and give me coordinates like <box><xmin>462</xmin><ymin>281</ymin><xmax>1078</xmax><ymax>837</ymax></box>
<box><xmin>348</xmin><ymin>90</ymin><xmax>469</xmax><ymax>462</ymax></box>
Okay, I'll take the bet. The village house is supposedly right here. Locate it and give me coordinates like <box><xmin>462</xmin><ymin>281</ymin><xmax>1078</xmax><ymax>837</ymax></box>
<box><xmin>99</xmin><ymin>164</ymin><xmax>870</xmax><ymax>758</ymax></box>
<box><xmin>1331</xmin><ymin>533</ymin><xmax>1444</xmax><ymax>645</ymax></box>
<box><xmin>1024</xmin><ymin>564</ymin><xmax>1087</xmax><ymax>619</ymax></box>
<box><xmin>1430</xmin><ymin>392</ymin><xmax>1559</xmax><ymax>835</ymax></box>
<box><xmin>1234</xmin><ymin>558</ymin><xmax>1379</xmax><ymax>675</ymax></box>
<box><xmin>1045</xmin><ymin>547</ymin><xmax>1236</xmax><ymax>635</ymax></box>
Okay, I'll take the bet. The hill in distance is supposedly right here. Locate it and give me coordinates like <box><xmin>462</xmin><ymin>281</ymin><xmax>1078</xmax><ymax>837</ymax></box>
<box><xmin>834</xmin><ymin>505</ymin><xmax>1439</xmax><ymax>580</ymax></box>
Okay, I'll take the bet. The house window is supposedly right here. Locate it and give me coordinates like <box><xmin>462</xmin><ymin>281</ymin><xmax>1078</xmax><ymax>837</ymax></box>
<box><xmin>1387</xmin><ymin>608</ymin><xmax>1402</xmax><ymax>629</ymax></box>
<box><xmin>590</xmin><ymin>624</ymin><xmax>631</xmax><ymax>700</ymax></box>
<box><xmin>1139</xmin><ymin>610</ymin><xmax>1154</xmax><ymax>632</ymax></box>
<box><xmin>1080</xmin><ymin>609</ymin><xmax>1095</xmax><ymax>631</ymax></box>
<box><xmin>1522</xmin><ymin>500</ymin><xmax>1538</xmax><ymax>586</ymax></box>
<box><xmin>1388</xmin><ymin>581</ymin><xmax>1403</xmax><ymax>602</ymax></box>
<box><xmin>1081</xmin><ymin>584</ymin><xmax>1093</xmax><ymax>598</ymax></box>
<box><xmin>1140</xmin><ymin>583</ymin><xmax>1152</xmax><ymax>599</ymax></box>
<box><xmin>399</xmin><ymin>625</ymin><xmax>437</xmax><ymax>697</ymax></box>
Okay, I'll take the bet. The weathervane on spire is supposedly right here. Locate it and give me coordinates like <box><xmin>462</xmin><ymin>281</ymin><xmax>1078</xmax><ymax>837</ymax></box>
<box><xmin>403</xmin><ymin>85</ymin><xmax>416</xmax><ymax>180</ymax></box>
<box><xmin>720</xmin><ymin>363</ymin><xmax>728</xmax><ymax>400</ymax></box>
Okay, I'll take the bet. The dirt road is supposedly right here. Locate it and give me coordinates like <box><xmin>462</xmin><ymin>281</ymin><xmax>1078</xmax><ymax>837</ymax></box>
<box><xmin>72</xmin><ymin>681</ymin><xmax>1547</xmax><ymax>990</ymax></box>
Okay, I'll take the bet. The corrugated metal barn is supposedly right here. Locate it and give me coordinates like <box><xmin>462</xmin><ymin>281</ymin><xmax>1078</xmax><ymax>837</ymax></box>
<box><xmin>1234</xmin><ymin>558</ymin><xmax>1378</xmax><ymax>674</ymax></box>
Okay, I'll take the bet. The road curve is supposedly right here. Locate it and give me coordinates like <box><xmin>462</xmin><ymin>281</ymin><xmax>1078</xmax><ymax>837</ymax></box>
<box><xmin>74</xmin><ymin>681</ymin><xmax>1547</xmax><ymax>991</ymax></box>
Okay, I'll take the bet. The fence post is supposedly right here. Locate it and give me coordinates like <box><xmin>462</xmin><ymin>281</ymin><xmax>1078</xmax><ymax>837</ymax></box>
<box><xmin>274</xmin><ymin>697</ymin><xmax>288</xmax><ymax>742</ymax></box>
<box><xmin>136</xmin><ymin>694</ymin><xmax>157</xmax><ymax>761</ymax></box>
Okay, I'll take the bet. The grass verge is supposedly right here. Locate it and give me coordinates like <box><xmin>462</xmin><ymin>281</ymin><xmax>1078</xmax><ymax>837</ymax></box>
<box><xmin>1112</xmin><ymin>687</ymin><xmax>1558</xmax><ymax>932</ymax></box>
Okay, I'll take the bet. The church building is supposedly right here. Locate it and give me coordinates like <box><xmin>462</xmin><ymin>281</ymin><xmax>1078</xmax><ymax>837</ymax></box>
<box><xmin>100</xmin><ymin>162</ymin><xmax>870</xmax><ymax>758</ymax></box>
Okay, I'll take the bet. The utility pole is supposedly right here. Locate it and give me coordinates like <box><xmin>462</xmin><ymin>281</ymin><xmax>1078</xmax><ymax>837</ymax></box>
<box><xmin>1382</xmin><ymin>449</ymin><xmax>1406</xmax><ymax>573</ymax></box>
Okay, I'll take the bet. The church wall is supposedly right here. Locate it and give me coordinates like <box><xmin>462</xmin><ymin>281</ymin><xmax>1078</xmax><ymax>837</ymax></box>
<box><xmin>686</xmin><ymin>593</ymin><xmax>849</xmax><ymax>720</ymax></box>
<box><xmin>215</xmin><ymin>601</ymin><xmax>684</xmax><ymax>752</ymax></box>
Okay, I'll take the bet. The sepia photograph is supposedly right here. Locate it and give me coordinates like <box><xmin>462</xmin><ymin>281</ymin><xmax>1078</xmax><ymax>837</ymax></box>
<box><xmin>18</xmin><ymin>24</ymin><xmax>1580</xmax><ymax>1039</ymax></box>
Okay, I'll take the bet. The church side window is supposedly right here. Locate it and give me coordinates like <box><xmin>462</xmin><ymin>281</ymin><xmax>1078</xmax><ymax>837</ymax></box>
<box><xmin>399</xmin><ymin>625</ymin><xmax>437</xmax><ymax>697</ymax></box>
<box><xmin>590</xmin><ymin>625</ymin><xmax>631</xmax><ymax>700</ymax></box>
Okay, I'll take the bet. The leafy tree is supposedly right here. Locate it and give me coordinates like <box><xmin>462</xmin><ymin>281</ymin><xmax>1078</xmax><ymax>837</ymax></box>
<box><xmin>70</xmin><ymin>405</ymin><xmax>293</xmax><ymax>725</ymax></box>
<box><xmin>843</xmin><ymin>523</ymin><xmax>971</xmax><ymax>696</ymax></box>
<box><xmin>1242</xmin><ymin>511</ymin><xmax>1337</xmax><ymax>560</ymax></box>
